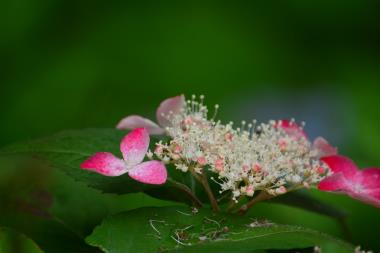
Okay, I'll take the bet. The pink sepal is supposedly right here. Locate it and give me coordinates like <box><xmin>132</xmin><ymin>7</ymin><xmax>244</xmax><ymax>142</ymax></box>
<box><xmin>312</xmin><ymin>137</ymin><xmax>337</xmax><ymax>157</ymax></box>
<box><xmin>120</xmin><ymin>128</ymin><xmax>150</xmax><ymax>167</ymax></box>
<box><xmin>80</xmin><ymin>152</ymin><xmax>128</xmax><ymax>176</ymax></box>
<box><xmin>116</xmin><ymin>115</ymin><xmax>164</xmax><ymax>135</ymax></box>
<box><xmin>318</xmin><ymin>155</ymin><xmax>380</xmax><ymax>208</ymax></box>
<box><xmin>128</xmin><ymin>160</ymin><xmax>167</xmax><ymax>185</ymax></box>
<box><xmin>156</xmin><ymin>95</ymin><xmax>185</xmax><ymax>128</ymax></box>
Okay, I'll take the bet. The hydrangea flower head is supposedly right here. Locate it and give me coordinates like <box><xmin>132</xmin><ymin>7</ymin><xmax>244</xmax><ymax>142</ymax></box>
<box><xmin>109</xmin><ymin>94</ymin><xmax>379</xmax><ymax>208</ymax></box>
<box><xmin>147</xmin><ymin>95</ymin><xmax>334</xmax><ymax>200</ymax></box>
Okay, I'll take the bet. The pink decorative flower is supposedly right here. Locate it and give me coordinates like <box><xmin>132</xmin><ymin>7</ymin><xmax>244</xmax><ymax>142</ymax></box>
<box><xmin>80</xmin><ymin>128</ymin><xmax>167</xmax><ymax>185</ymax></box>
<box><xmin>116</xmin><ymin>95</ymin><xmax>185</xmax><ymax>135</ymax></box>
<box><xmin>318</xmin><ymin>155</ymin><xmax>380</xmax><ymax>208</ymax></box>
<box><xmin>276</xmin><ymin>119</ymin><xmax>337</xmax><ymax>157</ymax></box>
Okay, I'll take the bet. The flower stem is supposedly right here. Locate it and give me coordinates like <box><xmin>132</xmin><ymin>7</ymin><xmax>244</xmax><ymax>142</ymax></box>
<box><xmin>338</xmin><ymin>217</ymin><xmax>352</xmax><ymax>242</ymax></box>
<box><xmin>190</xmin><ymin>169</ymin><xmax>220</xmax><ymax>212</ymax></box>
<box><xmin>200</xmin><ymin>172</ymin><xmax>220</xmax><ymax>212</ymax></box>
<box><xmin>227</xmin><ymin>200</ymin><xmax>236</xmax><ymax>213</ymax></box>
<box><xmin>237</xmin><ymin>191</ymin><xmax>273</xmax><ymax>215</ymax></box>
<box><xmin>227</xmin><ymin>195</ymin><xmax>244</xmax><ymax>213</ymax></box>
<box><xmin>167</xmin><ymin>178</ymin><xmax>203</xmax><ymax>208</ymax></box>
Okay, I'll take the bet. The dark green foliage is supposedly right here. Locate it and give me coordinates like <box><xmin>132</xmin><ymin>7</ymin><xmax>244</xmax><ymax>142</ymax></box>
<box><xmin>86</xmin><ymin>206</ymin><xmax>354</xmax><ymax>253</ymax></box>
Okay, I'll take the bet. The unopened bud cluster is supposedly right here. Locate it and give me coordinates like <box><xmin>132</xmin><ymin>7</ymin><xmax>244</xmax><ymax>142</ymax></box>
<box><xmin>150</xmin><ymin>95</ymin><xmax>330</xmax><ymax>201</ymax></box>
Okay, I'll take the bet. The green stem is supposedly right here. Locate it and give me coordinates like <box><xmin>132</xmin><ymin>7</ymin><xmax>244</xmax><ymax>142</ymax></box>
<box><xmin>227</xmin><ymin>199</ymin><xmax>236</xmax><ymax>213</ymax></box>
<box><xmin>338</xmin><ymin>217</ymin><xmax>352</xmax><ymax>242</ymax></box>
<box><xmin>217</xmin><ymin>191</ymin><xmax>231</xmax><ymax>203</ymax></box>
<box><xmin>201</xmin><ymin>172</ymin><xmax>220</xmax><ymax>212</ymax></box>
<box><xmin>227</xmin><ymin>195</ymin><xmax>244</xmax><ymax>213</ymax></box>
<box><xmin>167</xmin><ymin>178</ymin><xmax>203</xmax><ymax>208</ymax></box>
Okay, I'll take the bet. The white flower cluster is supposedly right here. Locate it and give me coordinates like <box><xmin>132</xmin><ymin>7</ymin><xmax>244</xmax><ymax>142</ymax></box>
<box><xmin>151</xmin><ymin>95</ymin><xmax>330</xmax><ymax>201</ymax></box>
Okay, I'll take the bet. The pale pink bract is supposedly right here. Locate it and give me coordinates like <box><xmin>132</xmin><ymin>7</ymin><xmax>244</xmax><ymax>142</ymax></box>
<box><xmin>312</xmin><ymin>136</ymin><xmax>338</xmax><ymax>158</ymax></box>
<box><xmin>80</xmin><ymin>128</ymin><xmax>167</xmax><ymax>185</ymax></box>
<box><xmin>116</xmin><ymin>95</ymin><xmax>185</xmax><ymax>135</ymax></box>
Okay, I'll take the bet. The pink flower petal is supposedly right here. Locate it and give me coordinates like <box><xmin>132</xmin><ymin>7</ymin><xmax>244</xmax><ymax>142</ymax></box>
<box><xmin>320</xmin><ymin>155</ymin><xmax>357</xmax><ymax>180</ymax></box>
<box><xmin>318</xmin><ymin>157</ymin><xmax>380</xmax><ymax>208</ymax></box>
<box><xmin>80</xmin><ymin>152</ymin><xmax>128</xmax><ymax>176</ymax></box>
<box><xmin>128</xmin><ymin>160</ymin><xmax>167</xmax><ymax>185</ymax></box>
<box><xmin>312</xmin><ymin>137</ymin><xmax>338</xmax><ymax>157</ymax></box>
<box><xmin>120</xmin><ymin>128</ymin><xmax>150</xmax><ymax>167</ymax></box>
<box><xmin>275</xmin><ymin>119</ymin><xmax>308</xmax><ymax>139</ymax></box>
<box><xmin>360</xmin><ymin>168</ymin><xmax>380</xmax><ymax>190</ymax></box>
<box><xmin>156</xmin><ymin>95</ymin><xmax>185</xmax><ymax>128</ymax></box>
<box><xmin>318</xmin><ymin>173</ymin><xmax>349</xmax><ymax>192</ymax></box>
<box><xmin>353</xmin><ymin>168</ymin><xmax>380</xmax><ymax>203</ymax></box>
<box><xmin>116</xmin><ymin>115</ymin><xmax>165</xmax><ymax>135</ymax></box>
<box><xmin>346</xmin><ymin>168</ymin><xmax>380</xmax><ymax>208</ymax></box>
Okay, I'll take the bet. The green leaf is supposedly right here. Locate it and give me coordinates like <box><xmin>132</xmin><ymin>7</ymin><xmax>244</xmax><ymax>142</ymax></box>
<box><xmin>0</xmin><ymin>155</ymin><xmax>173</xmax><ymax>252</ymax></box>
<box><xmin>50</xmin><ymin>170</ymin><xmax>177</xmax><ymax>237</ymax></box>
<box><xmin>86</xmin><ymin>206</ymin><xmax>354</xmax><ymax>253</ymax></box>
<box><xmin>0</xmin><ymin>129</ymin><xmax>146</xmax><ymax>193</ymax></box>
<box><xmin>0</xmin><ymin>129</ymin><xmax>202</xmax><ymax>205</ymax></box>
<box><xmin>0</xmin><ymin>227</ymin><xmax>44</xmax><ymax>253</ymax></box>
<box><xmin>269</xmin><ymin>190</ymin><xmax>347</xmax><ymax>219</ymax></box>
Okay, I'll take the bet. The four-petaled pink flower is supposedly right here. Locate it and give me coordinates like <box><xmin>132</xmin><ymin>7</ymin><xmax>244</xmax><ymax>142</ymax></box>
<box><xmin>80</xmin><ymin>128</ymin><xmax>167</xmax><ymax>185</ymax></box>
<box><xmin>116</xmin><ymin>95</ymin><xmax>185</xmax><ymax>135</ymax></box>
<box><xmin>318</xmin><ymin>155</ymin><xmax>380</xmax><ymax>208</ymax></box>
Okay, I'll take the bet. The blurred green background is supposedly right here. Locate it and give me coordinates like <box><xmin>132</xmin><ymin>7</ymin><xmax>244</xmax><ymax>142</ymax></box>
<box><xmin>1</xmin><ymin>0</ymin><xmax>379</xmax><ymax>252</ymax></box>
